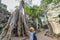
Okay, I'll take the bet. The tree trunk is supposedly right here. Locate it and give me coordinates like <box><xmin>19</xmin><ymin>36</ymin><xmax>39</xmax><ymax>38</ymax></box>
<box><xmin>35</xmin><ymin>18</ymin><xmax>39</xmax><ymax>31</ymax></box>
<box><xmin>38</xmin><ymin>18</ymin><xmax>42</xmax><ymax>31</ymax></box>
<box><xmin>1</xmin><ymin>0</ymin><xmax>29</xmax><ymax>40</ymax></box>
<box><xmin>1</xmin><ymin>9</ymin><xmax>19</xmax><ymax>40</ymax></box>
<box><xmin>18</xmin><ymin>0</ymin><xmax>29</xmax><ymax>37</ymax></box>
<box><xmin>48</xmin><ymin>22</ymin><xmax>53</xmax><ymax>34</ymax></box>
<box><xmin>0</xmin><ymin>0</ymin><xmax>1</xmax><ymax>5</ymax></box>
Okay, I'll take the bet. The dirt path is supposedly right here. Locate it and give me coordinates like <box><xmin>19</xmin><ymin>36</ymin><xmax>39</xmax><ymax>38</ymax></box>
<box><xmin>37</xmin><ymin>29</ymin><xmax>59</xmax><ymax>40</ymax></box>
<box><xmin>11</xmin><ymin>29</ymin><xmax>59</xmax><ymax>40</ymax></box>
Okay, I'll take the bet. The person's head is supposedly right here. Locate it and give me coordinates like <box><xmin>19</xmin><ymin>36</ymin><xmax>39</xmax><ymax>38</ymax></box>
<box><xmin>30</xmin><ymin>27</ymin><xmax>35</xmax><ymax>32</ymax></box>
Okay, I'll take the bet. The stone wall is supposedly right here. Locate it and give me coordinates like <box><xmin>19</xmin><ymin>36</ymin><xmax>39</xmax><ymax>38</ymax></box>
<box><xmin>47</xmin><ymin>3</ymin><xmax>60</xmax><ymax>34</ymax></box>
<box><xmin>0</xmin><ymin>9</ymin><xmax>11</xmax><ymax>34</ymax></box>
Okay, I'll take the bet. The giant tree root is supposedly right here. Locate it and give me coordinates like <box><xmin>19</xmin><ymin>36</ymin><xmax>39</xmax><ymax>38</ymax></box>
<box><xmin>45</xmin><ymin>31</ymin><xmax>59</xmax><ymax>39</ymax></box>
<box><xmin>1</xmin><ymin>0</ymin><xmax>29</xmax><ymax>40</ymax></box>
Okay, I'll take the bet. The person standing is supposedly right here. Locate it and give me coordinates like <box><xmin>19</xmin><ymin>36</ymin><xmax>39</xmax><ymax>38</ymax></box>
<box><xmin>29</xmin><ymin>27</ymin><xmax>37</xmax><ymax>40</ymax></box>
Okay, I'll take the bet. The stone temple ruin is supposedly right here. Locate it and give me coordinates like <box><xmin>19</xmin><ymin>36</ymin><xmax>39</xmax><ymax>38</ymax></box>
<box><xmin>47</xmin><ymin>3</ymin><xmax>60</xmax><ymax>34</ymax></box>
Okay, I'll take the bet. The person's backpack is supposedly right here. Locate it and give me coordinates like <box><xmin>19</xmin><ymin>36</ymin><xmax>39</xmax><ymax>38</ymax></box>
<box><xmin>33</xmin><ymin>33</ymin><xmax>37</xmax><ymax>40</ymax></box>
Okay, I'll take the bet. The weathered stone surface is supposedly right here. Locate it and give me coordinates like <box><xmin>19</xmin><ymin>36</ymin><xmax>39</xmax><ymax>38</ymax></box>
<box><xmin>0</xmin><ymin>9</ymin><xmax>10</xmax><ymax>21</ymax></box>
<box><xmin>47</xmin><ymin>3</ymin><xmax>60</xmax><ymax>34</ymax></box>
<box><xmin>0</xmin><ymin>9</ymin><xmax>11</xmax><ymax>30</ymax></box>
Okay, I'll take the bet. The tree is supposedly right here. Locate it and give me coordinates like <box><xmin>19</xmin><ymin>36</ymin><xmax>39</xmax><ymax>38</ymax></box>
<box><xmin>1</xmin><ymin>0</ymin><xmax>29</xmax><ymax>40</ymax></box>
<box><xmin>53</xmin><ymin>0</ymin><xmax>60</xmax><ymax>4</ymax></box>
<box><xmin>24</xmin><ymin>3</ymin><xmax>44</xmax><ymax>31</ymax></box>
<box><xmin>40</xmin><ymin>0</ymin><xmax>53</xmax><ymax>10</ymax></box>
<box><xmin>0</xmin><ymin>0</ymin><xmax>1</xmax><ymax>8</ymax></box>
<box><xmin>40</xmin><ymin>0</ymin><xmax>54</xmax><ymax>34</ymax></box>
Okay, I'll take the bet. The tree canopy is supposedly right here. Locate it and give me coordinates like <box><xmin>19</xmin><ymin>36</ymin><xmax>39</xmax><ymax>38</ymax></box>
<box><xmin>24</xmin><ymin>3</ymin><xmax>44</xmax><ymax>18</ymax></box>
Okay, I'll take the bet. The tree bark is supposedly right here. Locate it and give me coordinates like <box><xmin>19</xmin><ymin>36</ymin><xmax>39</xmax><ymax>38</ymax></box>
<box><xmin>35</xmin><ymin>18</ymin><xmax>39</xmax><ymax>31</ymax></box>
<box><xmin>48</xmin><ymin>22</ymin><xmax>53</xmax><ymax>34</ymax></box>
<box><xmin>1</xmin><ymin>9</ymin><xmax>19</xmax><ymax>40</ymax></box>
<box><xmin>1</xmin><ymin>0</ymin><xmax>29</xmax><ymax>40</ymax></box>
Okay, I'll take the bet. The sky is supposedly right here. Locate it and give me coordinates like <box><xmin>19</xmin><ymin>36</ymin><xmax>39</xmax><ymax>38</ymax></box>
<box><xmin>32</xmin><ymin>0</ymin><xmax>41</xmax><ymax>6</ymax></box>
<box><xmin>2</xmin><ymin>0</ymin><xmax>41</xmax><ymax>12</ymax></box>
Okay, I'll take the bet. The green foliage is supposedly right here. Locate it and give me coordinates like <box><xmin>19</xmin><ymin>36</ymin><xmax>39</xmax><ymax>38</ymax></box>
<box><xmin>53</xmin><ymin>0</ymin><xmax>60</xmax><ymax>4</ymax></box>
<box><xmin>24</xmin><ymin>3</ymin><xmax>31</xmax><ymax>15</ymax></box>
<box><xmin>41</xmin><ymin>0</ymin><xmax>53</xmax><ymax>5</ymax></box>
<box><xmin>41</xmin><ymin>0</ymin><xmax>52</xmax><ymax>4</ymax></box>
<box><xmin>40</xmin><ymin>0</ymin><xmax>53</xmax><ymax>10</ymax></box>
<box><xmin>24</xmin><ymin>3</ymin><xmax>44</xmax><ymax>18</ymax></box>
